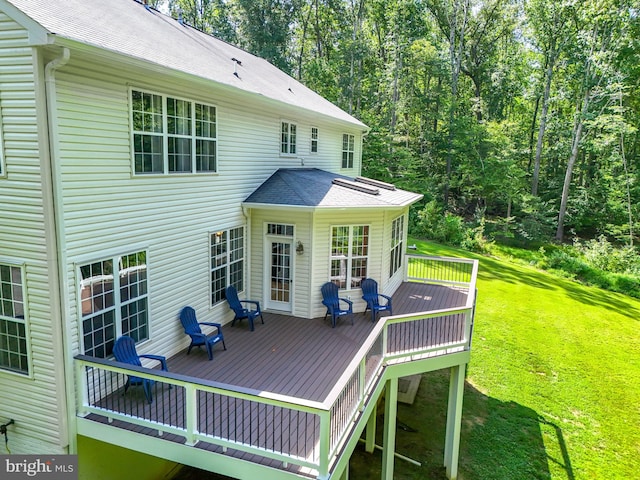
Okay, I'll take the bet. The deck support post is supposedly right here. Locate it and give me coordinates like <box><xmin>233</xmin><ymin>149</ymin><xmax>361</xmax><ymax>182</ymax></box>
<box><xmin>444</xmin><ymin>364</ymin><xmax>466</xmax><ymax>479</ymax></box>
<box><xmin>381</xmin><ymin>377</ymin><xmax>398</xmax><ymax>480</ymax></box>
<box><xmin>365</xmin><ymin>401</ymin><xmax>377</xmax><ymax>453</ymax></box>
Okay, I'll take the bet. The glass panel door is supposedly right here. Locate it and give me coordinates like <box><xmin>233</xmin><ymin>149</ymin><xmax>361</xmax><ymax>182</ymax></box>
<box><xmin>269</xmin><ymin>241</ymin><xmax>292</xmax><ymax>311</ymax></box>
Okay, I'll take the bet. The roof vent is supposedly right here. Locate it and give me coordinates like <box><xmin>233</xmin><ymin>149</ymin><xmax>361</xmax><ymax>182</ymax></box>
<box><xmin>332</xmin><ymin>178</ymin><xmax>380</xmax><ymax>195</ymax></box>
<box><xmin>355</xmin><ymin>176</ymin><xmax>396</xmax><ymax>191</ymax></box>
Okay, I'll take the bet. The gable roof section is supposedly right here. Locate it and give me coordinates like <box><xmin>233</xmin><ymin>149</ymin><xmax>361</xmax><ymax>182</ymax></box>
<box><xmin>3</xmin><ymin>0</ymin><xmax>367</xmax><ymax>129</ymax></box>
<box><xmin>243</xmin><ymin>169</ymin><xmax>423</xmax><ymax>209</ymax></box>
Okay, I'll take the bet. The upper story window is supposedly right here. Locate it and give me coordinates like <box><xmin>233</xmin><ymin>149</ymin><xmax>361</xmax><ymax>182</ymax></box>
<box><xmin>79</xmin><ymin>251</ymin><xmax>148</xmax><ymax>358</ymax></box>
<box><xmin>342</xmin><ymin>133</ymin><xmax>355</xmax><ymax>169</ymax></box>
<box><xmin>330</xmin><ymin>225</ymin><xmax>369</xmax><ymax>289</ymax></box>
<box><xmin>281</xmin><ymin>121</ymin><xmax>297</xmax><ymax>155</ymax></box>
<box><xmin>310</xmin><ymin>127</ymin><xmax>319</xmax><ymax>153</ymax></box>
<box><xmin>211</xmin><ymin>227</ymin><xmax>245</xmax><ymax>305</ymax></box>
<box><xmin>131</xmin><ymin>89</ymin><xmax>217</xmax><ymax>175</ymax></box>
<box><xmin>0</xmin><ymin>263</ymin><xmax>29</xmax><ymax>375</ymax></box>
<box><xmin>390</xmin><ymin>215</ymin><xmax>404</xmax><ymax>277</ymax></box>
<box><xmin>0</xmin><ymin>106</ymin><xmax>5</xmax><ymax>177</ymax></box>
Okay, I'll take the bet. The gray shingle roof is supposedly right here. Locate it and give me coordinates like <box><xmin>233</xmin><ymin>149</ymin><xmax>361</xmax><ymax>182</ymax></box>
<box><xmin>6</xmin><ymin>0</ymin><xmax>366</xmax><ymax>128</ymax></box>
<box><xmin>243</xmin><ymin>169</ymin><xmax>423</xmax><ymax>209</ymax></box>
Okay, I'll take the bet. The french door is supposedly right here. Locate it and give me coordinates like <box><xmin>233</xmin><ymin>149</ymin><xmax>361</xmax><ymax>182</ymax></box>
<box><xmin>267</xmin><ymin>240</ymin><xmax>292</xmax><ymax>311</ymax></box>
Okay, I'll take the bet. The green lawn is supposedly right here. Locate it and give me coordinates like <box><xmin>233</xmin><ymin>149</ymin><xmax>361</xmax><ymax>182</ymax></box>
<box><xmin>350</xmin><ymin>239</ymin><xmax>640</xmax><ymax>479</ymax></box>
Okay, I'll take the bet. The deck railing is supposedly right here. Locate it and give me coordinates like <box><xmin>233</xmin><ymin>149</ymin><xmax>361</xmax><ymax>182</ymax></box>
<box><xmin>75</xmin><ymin>254</ymin><xmax>478</xmax><ymax>479</ymax></box>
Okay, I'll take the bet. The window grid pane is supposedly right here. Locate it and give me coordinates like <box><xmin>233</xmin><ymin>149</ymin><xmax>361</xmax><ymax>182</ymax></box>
<box><xmin>0</xmin><ymin>318</ymin><xmax>28</xmax><ymax>374</ymax></box>
<box><xmin>132</xmin><ymin>90</ymin><xmax>216</xmax><ymax>174</ymax></box>
<box><xmin>330</xmin><ymin>225</ymin><xmax>368</xmax><ymax>289</ymax></box>
<box><xmin>211</xmin><ymin>227</ymin><xmax>245</xmax><ymax>305</ymax></box>
<box><xmin>79</xmin><ymin>251</ymin><xmax>148</xmax><ymax>358</ymax></box>
<box><xmin>0</xmin><ymin>265</ymin><xmax>23</xmax><ymax>318</ymax></box>
<box><xmin>342</xmin><ymin>133</ymin><xmax>355</xmax><ymax>168</ymax></box>
<box><xmin>390</xmin><ymin>216</ymin><xmax>404</xmax><ymax>276</ymax></box>
<box><xmin>311</xmin><ymin>127</ymin><xmax>318</xmax><ymax>153</ymax></box>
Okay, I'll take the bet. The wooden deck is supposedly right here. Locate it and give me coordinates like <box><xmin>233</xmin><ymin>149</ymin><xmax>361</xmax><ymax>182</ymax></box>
<box><xmin>166</xmin><ymin>282</ymin><xmax>469</xmax><ymax>402</ymax></box>
<box><xmin>78</xmin><ymin>280</ymin><xmax>473</xmax><ymax>479</ymax></box>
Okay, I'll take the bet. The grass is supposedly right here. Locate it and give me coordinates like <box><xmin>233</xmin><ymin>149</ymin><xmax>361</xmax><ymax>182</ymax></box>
<box><xmin>349</xmin><ymin>239</ymin><xmax>640</xmax><ymax>479</ymax></box>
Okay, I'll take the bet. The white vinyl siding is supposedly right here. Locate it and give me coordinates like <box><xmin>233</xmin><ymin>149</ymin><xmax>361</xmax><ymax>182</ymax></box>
<box><xmin>0</xmin><ymin>12</ymin><xmax>66</xmax><ymax>453</ymax></box>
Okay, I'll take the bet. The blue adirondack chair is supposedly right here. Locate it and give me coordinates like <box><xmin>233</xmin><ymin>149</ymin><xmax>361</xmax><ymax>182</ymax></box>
<box><xmin>225</xmin><ymin>285</ymin><xmax>264</xmax><ymax>331</ymax></box>
<box><xmin>321</xmin><ymin>281</ymin><xmax>353</xmax><ymax>328</ymax></box>
<box><xmin>112</xmin><ymin>335</ymin><xmax>168</xmax><ymax>404</ymax></box>
<box><xmin>179</xmin><ymin>306</ymin><xmax>226</xmax><ymax>360</ymax></box>
<box><xmin>361</xmin><ymin>278</ymin><xmax>392</xmax><ymax>322</ymax></box>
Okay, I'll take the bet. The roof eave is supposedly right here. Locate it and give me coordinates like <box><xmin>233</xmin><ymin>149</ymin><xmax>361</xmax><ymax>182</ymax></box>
<box><xmin>1</xmin><ymin>0</ymin><xmax>50</xmax><ymax>45</ymax></box>
<box><xmin>48</xmin><ymin>35</ymin><xmax>368</xmax><ymax>130</ymax></box>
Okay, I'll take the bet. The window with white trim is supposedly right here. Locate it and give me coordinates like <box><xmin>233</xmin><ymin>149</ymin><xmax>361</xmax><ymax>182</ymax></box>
<box><xmin>390</xmin><ymin>215</ymin><xmax>404</xmax><ymax>277</ymax></box>
<box><xmin>281</xmin><ymin>121</ymin><xmax>297</xmax><ymax>155</ymax></box>
<box><xmin>0</xmin><ymin>263</ymin><xmax>29</xmax><ymax>375</ymax></box>
<box><xmin>79</xmin><ymin>251</ymin><xmax>148</xmax><ymax>358</ymax></box>
<box><xmin>0</xmin><ymin>108</ymin><xmax>5</xmax><ymax>177</ymax></box>
<box><xmin>211</xmin><ymin>227</ymin><xmax>245</xmax><ymax>305</ymax></box>
<box><xmin>330</xmin><ymin>225</ymin><xmax>369</xmax><ymax>289</ymax></box>
<box><xmin>341</xmin><ymin>133</ymin><xmax>355</xmax><ymax>168</ymax></box>
<box><xmin>131</xmin><ymin>89</ymin><xmax>217</xmax><ymax>174</ymax></box>
<box><xmin>310</xmin><ymin>127</ymin><xmax>318</xmax><ymax>153</ymax></box>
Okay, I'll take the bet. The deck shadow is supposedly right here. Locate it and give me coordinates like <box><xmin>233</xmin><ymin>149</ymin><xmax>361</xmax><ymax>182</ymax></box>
<box><xmin>349</xmin><ymin>369</ymin><xmax>563</xmax><ymax>480</ymax></box>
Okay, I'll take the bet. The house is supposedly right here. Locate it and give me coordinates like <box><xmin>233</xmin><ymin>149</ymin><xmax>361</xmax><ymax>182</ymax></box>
<box><xmin>0</xmin><ymin>1</ymin><xmax>477</xmax><ymax>479</ymax></box>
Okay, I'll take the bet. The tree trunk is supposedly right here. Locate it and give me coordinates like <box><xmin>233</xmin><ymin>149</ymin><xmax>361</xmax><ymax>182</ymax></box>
<box><xmin>556</xmin><ymin>90</ymin><xmax>590</xmax><ymax>241</ymax></box>
<box><xmin>444</xmin><ymin>0</ymin><xmax>469</xmax><ymax>208</ymax></box>
<box><xmin>532</xmin><ymin>50</ymin><xmax>556</xmax><ymax>196</ymax></box>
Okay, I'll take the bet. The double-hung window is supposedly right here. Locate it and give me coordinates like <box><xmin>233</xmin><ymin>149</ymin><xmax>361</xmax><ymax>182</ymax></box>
<box><xmin>211</xmin><ymin>227</ymin><xmax>245</xmax><ymax>305</ymax></box>
<box><xmin>390</xmin><ymin>215</ymin><xmax>404</xmax><ymax>277</ymax></box>
<box><xmin>330</xmin><ymin>225</ymin><xmax>369</xmax><ymax>289</ymax></box>
<box><xmin>131</xmin><ymin>89</ymin><xmax>217</xmax><ymax>174</ymax></box>
<box><xmin>311</xmin><ymin>127</ymin><xmax>319</xmax><ymax>153</ymax></box>
<box><xmin>0</xmin><ymin>263</ymin><xmax>29</xmax><ymax>375</ymax></box>
<box><xmin>79</xmin><ymin>251</ymin><xmax>148</xmax><ymax>358</ymax></box>
<box><xmin>0</xmin><ymin>108</ymin><xmax>5</xmax><ymax>177</ymax></box>
<box><xmin>342</xmin><ymin>133</ymin><xmax>355</xmax><ymax>168</ymax></box>
<box><xmin>281</xmin><ymin>121</ymin><xmax>297</xmax><ymax>155</ymax></box>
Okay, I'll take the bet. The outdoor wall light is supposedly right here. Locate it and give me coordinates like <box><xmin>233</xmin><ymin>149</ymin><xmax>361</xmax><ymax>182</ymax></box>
<box><xmin>296</xmin><ymin>241</ymin><xmax>304</xmax><ymax>255</ymax></box>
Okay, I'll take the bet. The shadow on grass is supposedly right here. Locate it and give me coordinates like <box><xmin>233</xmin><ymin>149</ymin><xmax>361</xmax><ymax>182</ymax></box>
<box><xmin>350</xmin><ymin>370</ymin><xmax>574</xmax><ymax>480</ymax></box>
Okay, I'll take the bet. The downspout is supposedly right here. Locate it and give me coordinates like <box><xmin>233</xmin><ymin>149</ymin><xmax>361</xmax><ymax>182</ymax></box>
<box><xmin>42</xmin><ymin>46</ymin><xmax>76</xmax><ymax>452</ymax></box>
<box><xmin>241</xmin><ymin>205</ymin><xmax>252</xmax><ymax>299</ymax></box>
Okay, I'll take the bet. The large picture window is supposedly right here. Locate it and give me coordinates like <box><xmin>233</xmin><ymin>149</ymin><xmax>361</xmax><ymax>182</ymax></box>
<box><xmin>79</xmin><ymin>251</ymin><xmax>148</xmax><ymax>358</ymax></box>
<box><xmin>211</xmin><ymin>227</ymin><xmax>245</xmax><ymax>305</ymax></box>
<box><xmin>131</xmin><ymin>89</ymin><xmax>217</xmax><ymax>175</ymax></box>
<box><xmin>390</xmin><ymin>215</ymin><xmax>404</xmax><ymax>277</ymax></box>
<box><xmin>0</xmin><ymin>263</ymin><xmax>29</xmax><ymax>375</ymax></box>
<box><xmin>330</xmin><ymin>225</ymin><xmax>369</xmax><ymax>289</ymax></box>
<box><xmin>341</xmin><ymin>133</ymin><xmax>355</xmax><ymax>168</ymax></box>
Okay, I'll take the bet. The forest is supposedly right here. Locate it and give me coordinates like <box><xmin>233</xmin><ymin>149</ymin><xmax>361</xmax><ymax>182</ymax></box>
<box><xmin>150</xmin><ymin>0</ymin><xmax>640</xmax><ymax>250</ymax></box>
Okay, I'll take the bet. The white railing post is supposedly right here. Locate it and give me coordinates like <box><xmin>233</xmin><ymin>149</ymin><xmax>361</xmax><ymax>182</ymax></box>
<box><xmin>318</xmin><ymin>409</ymin><xmax>332</xmax><ymax>479</ymax></box>
<box><xmin>185</xmin><ymin>384</ymin><xmax>198</xmax><ymax>446</ymax></box>
<box><xmin>358</xmin><ymin>357</ymin><xmax>366</xmax><ymax>411</ymax></box>
<box><xmin>76</xmin><ymin>361</ymin><xmax>89</xmax><ymax>417</ymax></box>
